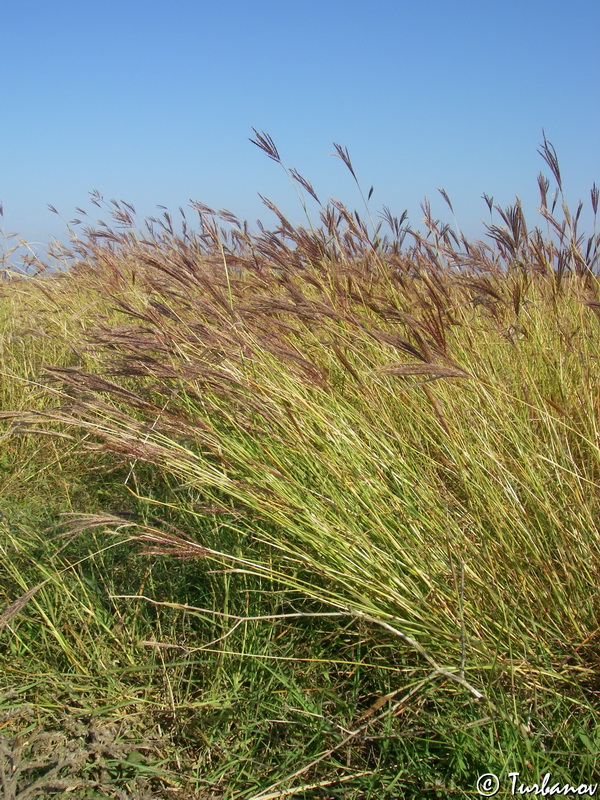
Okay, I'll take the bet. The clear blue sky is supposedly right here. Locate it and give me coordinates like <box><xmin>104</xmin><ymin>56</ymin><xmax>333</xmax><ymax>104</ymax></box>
<box><xmin>2</xmin><ymin>0</ymin><xmax>599</xmax><ymax>259</ymax></box>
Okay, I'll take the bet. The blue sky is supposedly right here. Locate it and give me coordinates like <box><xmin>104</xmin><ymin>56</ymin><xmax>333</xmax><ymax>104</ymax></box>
<box><xmin>2</xmin><ymin>0</ymin><xmax>599</xmax><ymax>259</ymax></box>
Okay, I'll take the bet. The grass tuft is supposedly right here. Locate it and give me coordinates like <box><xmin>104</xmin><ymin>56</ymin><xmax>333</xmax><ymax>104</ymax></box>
<box><xmin>1</xmin><ymin>135</ymin><xmax>599</xmax><ymax>797</ymax></box>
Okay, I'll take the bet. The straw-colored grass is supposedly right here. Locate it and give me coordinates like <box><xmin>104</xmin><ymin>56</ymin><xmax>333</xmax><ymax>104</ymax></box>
<box><xmin>1</xmin><ymin>136</ymin><xmax>599</xmax><ymax>797</ymax></box>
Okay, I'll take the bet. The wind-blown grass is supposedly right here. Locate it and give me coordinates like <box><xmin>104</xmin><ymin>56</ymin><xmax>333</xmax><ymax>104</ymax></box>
<box><xmin>1</xmin><ymin>135</ymin><xmax>599</xmax><ymax>797</ymax></box>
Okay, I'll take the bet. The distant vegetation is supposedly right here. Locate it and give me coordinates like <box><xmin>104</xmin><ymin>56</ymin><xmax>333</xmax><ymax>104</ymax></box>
<box><xmin>0</xmin><ymin>135</ymin><xmax>599</xmax><ymax>799</ymax></box>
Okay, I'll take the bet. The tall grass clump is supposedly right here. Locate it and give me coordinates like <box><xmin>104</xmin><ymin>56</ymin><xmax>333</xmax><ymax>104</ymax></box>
<box><xmin>1</xmin><ymin>134</ymin><xmax>600</xmax><ymax>795</ymax></box>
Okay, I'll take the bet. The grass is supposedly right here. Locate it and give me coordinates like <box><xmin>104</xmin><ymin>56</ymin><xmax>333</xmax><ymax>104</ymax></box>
<box><xmin>0</xmin><ymin>135</ymin><xmax>599</xmax><ymax>798</ymax></box>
